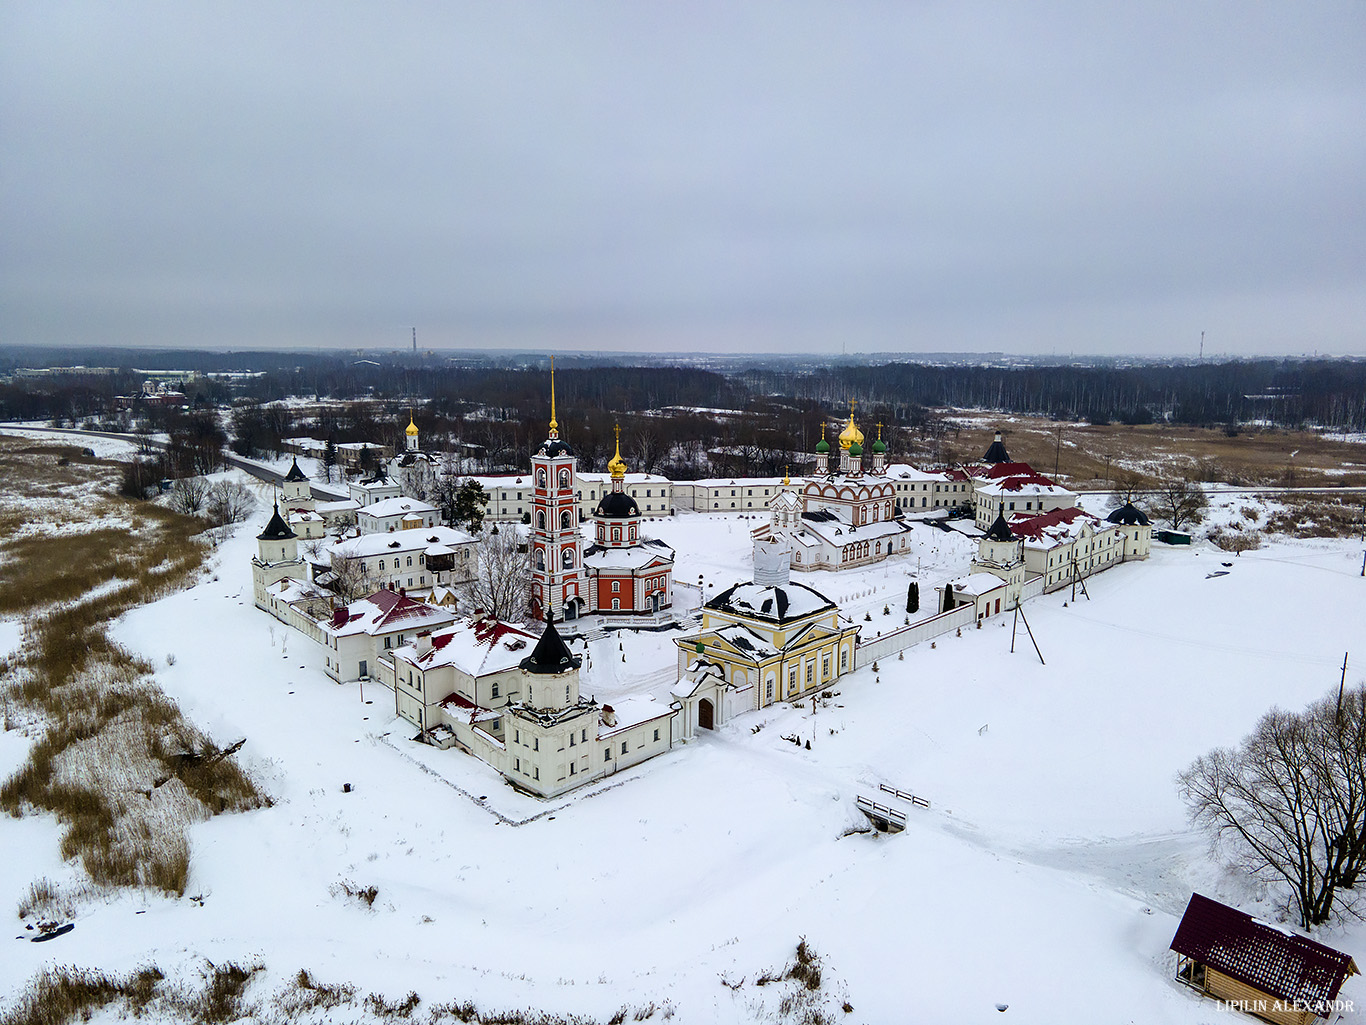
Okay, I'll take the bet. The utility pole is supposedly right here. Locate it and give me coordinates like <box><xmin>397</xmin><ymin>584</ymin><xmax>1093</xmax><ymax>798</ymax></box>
<box><xmin>1054</xmin><ymin>424</ymin><xmax>1063</xmax><ymax>476</ymax></box>
<box><xmin>1199</xmin><ymin>330</ymin><xmax>1205</xmax><ymax>361</ymax></box>
<box><xmin>1336</xmin><ymin>653</ymin><xmax>1350</xmax><ymax>724</ymax></box>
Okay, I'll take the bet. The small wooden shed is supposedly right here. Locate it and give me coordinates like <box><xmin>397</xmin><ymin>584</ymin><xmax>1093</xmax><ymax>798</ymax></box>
<box><xmin>1170</xmin><ymin>893</ymin><xmax>1359</xmax><ymax>1025</ymax></box>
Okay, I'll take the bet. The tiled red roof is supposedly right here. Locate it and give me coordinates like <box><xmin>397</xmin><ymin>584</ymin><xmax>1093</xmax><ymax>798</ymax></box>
<box><xmin>980</xmin><ymin>461</ymin><xmax>1038</xmax><ymax>480</ymax></box>
<box><xmin>1170</xmin><ymin>893</ymin><xmax>1358</xmax><ymax>1008</ymax></box>
<box><xmin>1007</xmin><ymin>506</ymin><xmax>1095</xmax><ymax>540</ymax></box>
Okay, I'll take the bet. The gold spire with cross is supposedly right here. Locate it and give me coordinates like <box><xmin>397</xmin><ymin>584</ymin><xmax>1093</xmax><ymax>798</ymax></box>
<box><xmin>548</xmin><ymin>356</ymin><xmax>559</xmax><ymax>439</ymax></box>
<box><xmin>608</xmin><ymin>422</ymin><xmax>627</xmax><ymax>479</ymax></box>
<box><xmin>783</xmin><ymin>464</ymin><xmax>791</xmax><ymax>487</ymax></box>
<box><xmin>406</xmin><ymin>407</ymin><xmax>418</xmax><ymax>437</ymax></box>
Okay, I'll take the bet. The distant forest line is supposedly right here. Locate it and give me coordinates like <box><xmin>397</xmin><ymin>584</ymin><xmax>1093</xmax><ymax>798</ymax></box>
<box><xmin>2</xmin><ymin>351</ymin><xmax>1363</xmax><ymax>434</ymax></box>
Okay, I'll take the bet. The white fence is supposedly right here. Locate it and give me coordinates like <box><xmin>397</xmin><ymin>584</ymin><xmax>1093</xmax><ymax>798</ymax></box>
<box><xmin>854</xmin><ymin>604</ymin><xmax>977</xmax><ymax>666</ymax></box>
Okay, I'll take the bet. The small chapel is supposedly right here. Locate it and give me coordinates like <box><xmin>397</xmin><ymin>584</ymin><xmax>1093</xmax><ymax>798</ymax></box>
<box><xmin>755</xmin><ymin>405</ymin><xmax>913</xmax><ymax>571</ymax></box>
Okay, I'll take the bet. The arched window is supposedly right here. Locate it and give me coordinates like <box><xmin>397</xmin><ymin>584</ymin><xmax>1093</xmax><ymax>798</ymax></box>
<box><xmin>612</xmin><ymin>528</ymin><xmax>620</xmax><ymax>542</ymax></box>
<box><xmin>537</xmin><ymin>511</ymin><xmax>545</xmax><ymax>530</ymax></box>
<box><xmin>629</xmin><ymin>526</ymin><xmax>636</xmax><ymax>540</ymax></box>
<box><xmin>563</xmin><ymin>550</ymin><xmax>575</xmax><ymax>569</ymax></box>
<box><xmin>559</xmin><ymin>469</ymin><xmax>570</xmax><ymax>488</ymax></box>
<box><xmin>559</xmin><ymin>511</ymin><xmax>570</xmax><ymax>529</ymax></box>
<box><xmin>535</xmin><ymin>550</ymin><xmax>545</xmax><ymax>571</ymax></box>
<box><xmin>612</xmin><ymin>598</ymin><xmax>620</xmax><ymax>610</ymax></box>
<box><xmin>536</xmin><ymin>469</ymin><xmax>546</xmax><ymax>488</ymax></box>
<box><xmin>406</xmin><ymin>556</ymin><xmax>413</xmax><ymax>567</ymax></box>
<box><xmin>378</xmin><ymin>560</ymin><xmax>385</xmax><ymax>571</ymax></box>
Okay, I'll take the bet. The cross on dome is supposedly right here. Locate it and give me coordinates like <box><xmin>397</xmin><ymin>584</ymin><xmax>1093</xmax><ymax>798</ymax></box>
<box><xmin>838</xmin><ymin>399</ymin><xmax>864</xmax><ymax>450</ymax></box>
<box><xmin>608</xmin><ymin>423</ymin><xmax>627</xmax><ymax>479</ymax></box>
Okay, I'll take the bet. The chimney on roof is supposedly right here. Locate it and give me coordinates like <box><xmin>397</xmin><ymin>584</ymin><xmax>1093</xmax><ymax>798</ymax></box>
<box><xmin>602</xmin><ymin>704</ymin><xmax>617</xmax><ymax>727</ymax></box>
<box><xmin>416</xmin><ymin>631</ymin><xmax>432</xmax><ymax>655</ymax></box>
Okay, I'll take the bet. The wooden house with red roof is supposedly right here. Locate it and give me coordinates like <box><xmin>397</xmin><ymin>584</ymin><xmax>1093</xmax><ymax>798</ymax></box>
<box><xmin>1171</xmin><ymin>893</ymin><xmax>1358</xmax><ymax>1024</ymax></box>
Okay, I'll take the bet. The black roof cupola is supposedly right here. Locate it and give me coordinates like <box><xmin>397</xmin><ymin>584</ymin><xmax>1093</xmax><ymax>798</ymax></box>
<box><xmin>1106</xmin><ymin>502</ymin><xmax>1151</xmax><ymax>526</ymax></box>
<box><xmin>983</xmin><ymin>430</ymin><xmax>1011</xmax><ymax>464</ymax></box>
<box><xmin>256</xmin><ymin>504</ymin><xmax>296</xmax><ymax>541</ymax></box>
<box><xmin>283</xmin><ymin>457</ymin><xmax>308</xmax><ymax>483</ymax></box>
<box><xmin>984</xmin><ymin>511</ymin><xmax>1015</xmax><ymax>542</ymax></box>
<box><xmin>519</xmin><ymin>614</ymin><xmax>582</xmax><ymax>675</ymax></box>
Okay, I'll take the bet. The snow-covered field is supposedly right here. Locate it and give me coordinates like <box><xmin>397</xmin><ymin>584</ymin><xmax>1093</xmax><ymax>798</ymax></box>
<box><xmin>3</xmin><ymin>463</ymin><xmax>1366</xmax><ymax>1021</ymax></box>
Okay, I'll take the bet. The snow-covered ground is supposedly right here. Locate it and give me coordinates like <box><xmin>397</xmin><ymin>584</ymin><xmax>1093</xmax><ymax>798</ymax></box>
<box><xmin>3</xmin><ymin>467</ymin><xmax>1366</xmax><ymax>1022</ymax></box>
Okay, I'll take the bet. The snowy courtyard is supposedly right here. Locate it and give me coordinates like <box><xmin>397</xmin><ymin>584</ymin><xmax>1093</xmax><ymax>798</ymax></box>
<box><xmin>3</xmin><ymin>482</ymin><xmax>1364</xmax><ymax>1023</ymax></box>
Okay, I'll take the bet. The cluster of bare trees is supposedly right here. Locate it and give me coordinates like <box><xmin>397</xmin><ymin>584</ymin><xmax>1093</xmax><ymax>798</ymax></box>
<box><xmin>167</xmin><ymin>477</ymin><xmax>256</xmax><ymax>543</ymax></box>
<box><xmin>1179</xmin><ymin>683</ymin><xmax>1366</xmax><ymax>929</ymax></box>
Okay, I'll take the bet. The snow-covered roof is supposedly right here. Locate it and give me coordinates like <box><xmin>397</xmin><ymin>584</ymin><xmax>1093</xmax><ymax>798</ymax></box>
<box><xmin>796</xmin><ymin>514</ymin><xmax>909</xmax><ymax>546</ymax></box>
<box><xmin>359</xmin><ymin>497</ymin><xmax>437</xmax><ymax>518</ymax></box>
<box><xmin>328</xmin><ymin>590</ymin><xmax>458</xmax><ymax>637</ymax></box>
<box><xmin>315</xmin><ymin>499</ymin><xmax>361</xmax><ymax>513</ymax></box>
<box><xmin>706</xmin><ymin>581</ymin><xmax>835</xmax><ymax>624</ymax></box>
<box><xmin>267</xmin><ymin>577</ymin><xmax>324</xmax><ymax>604</ymax></box>
<box><xmin>690</xmin><ymin>477</ymin><xmax>786</xmax><ymax>488</ymax></box>
<box><xmin>578</xmin><ymin>471</ymin><xmax>671</xmax><ymax>486</ymax></box>
<box><xmin>598</xmin><ymin>695</ymin><xmax>673</xmax><ymax>738</ymax></box>
<box><xmin>582</xmin><ymin>538</ymin><xmax>675</xmax><ymax>570</ymax></box>
<box><xmin>672</xmin><ymin>660</ymin><xmax>725</xmax><ymax>700</ymax></box>
<box><xmin>1009</xmin><ymin>507</ymin><xmax>1103</xmax><ymax>549</ymax></box>
<box><xmin>941</xmin><ymin>574</ymin><xmax>1006</xmax><ymax>597</ymax></box>
<box><xmin>329</xmin><ymin>525</ymin><xmax>475</xmax><ymax>560</ymax></box>
<box><xmin>882</xmin><ymin>463</ymin><xmax>950</xmax><ymax>483</ymax></box>
<box><xmin>712</xmin><ymin>624</ymin><xmax>779</xmax><ymax>659</ymax></box>
<box><xmin>975</xmin><ymin>475</ymin><xmax>1077</xmax><ymax>499</ymax></box>
<box><xmin>397</xmin><ymin>617</ymin><xmax>538</xmax><ymax>677</ymax></box>
<box><xmin>439</xmin><ymin>691</ymin><xmax>504</xmax><ymax>725</ymax></box>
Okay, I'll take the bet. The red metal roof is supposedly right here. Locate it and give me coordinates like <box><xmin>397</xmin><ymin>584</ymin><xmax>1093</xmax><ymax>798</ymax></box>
<box><xmin>1006</xmin><ymin>506</ymin><xmax>1094</xmax><ymax>540</ymax></box>
<box><xmin>1170</xmin><ymin>893</ymin><xmax>1358</xmax><ymax>1009</ymax></box>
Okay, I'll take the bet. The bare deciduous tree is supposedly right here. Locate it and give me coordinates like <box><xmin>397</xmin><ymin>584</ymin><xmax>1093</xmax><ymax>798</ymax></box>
<box><xmin>205</xmin><ymin>480</ymin><xmax>255</xmax><ymax>527</ymax></box>
<box><xmin>458</xmin><ymin>527</ymin><xmax>528</xmax><ymax>622</ymax></box>
<box><xmin>169</xmin><ymin>476</ymin><xmax>210</xmax><ymax>515</ymax></box>
<box><xmin>328</xmin><ymin>553</ymin><xmax>378</xmax><ymax>604</ymax></box>
<box><xmin>1178</xmin><ymin>686</ymin><xmax>1366</xmax><ymax>929</ymax></box>
<box><xmin>1153</xmin><ymin>473</ymin><xmax>1208</xmax><ymax>531</ymax></box>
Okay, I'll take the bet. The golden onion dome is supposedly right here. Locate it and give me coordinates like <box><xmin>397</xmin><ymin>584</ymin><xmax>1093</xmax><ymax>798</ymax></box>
<box><xmin>838</xmin><ymin>415</ymin><xmax>863</xmax><ymax>451</ymax></box>
<box><xmin>405</xmin><ymin>414</ymin><xmax>419</xmax><ymax>437</ymax></box>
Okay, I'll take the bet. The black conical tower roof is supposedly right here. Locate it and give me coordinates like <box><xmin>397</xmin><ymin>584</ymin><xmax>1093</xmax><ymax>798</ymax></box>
<box><xmin>283</xmin><ymin>457</ymin><xmax>308</xmax><ymax>483</ymax></box>
<box><xmin>984</xmin><ymin>511</ymin><xmax>1014</xmax><ymax>542</ymax></box>
<box><xmin>983</xmin><ymin>432</ymin><xmax>1011</xmax><ymax>464</ymax></box>
<box><xmin>256</xmin><ymin>504</ymin><xmax>296</xmax><ymax>541</ymax></box>
<box><xmin>520</xmin><ymin>615</ymin><xmax>581</xmax><ymax>675</ymax></box>
<box><xmin>1107</xmin><ymin>502</ymin><xmax>1150</xmax><ymax>526</ymax></box>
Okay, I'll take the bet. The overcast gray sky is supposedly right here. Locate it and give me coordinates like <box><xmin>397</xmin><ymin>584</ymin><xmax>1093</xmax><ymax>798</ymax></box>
<box><xmin>2</xmin><ymin>2</ymin><xmax>1363</xmax><ymax>357</ymax></box>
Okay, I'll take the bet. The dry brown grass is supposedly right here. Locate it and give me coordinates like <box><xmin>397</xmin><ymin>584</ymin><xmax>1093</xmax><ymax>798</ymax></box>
<box><xmin>0</xmin><ymin>436</ymin><xmax>266</xmax><ymax>903</ymax></box>
<box><xmin>937</xmin><ymin>417</ymin><xmax>1366</xmax><ymax>492</ymax></box>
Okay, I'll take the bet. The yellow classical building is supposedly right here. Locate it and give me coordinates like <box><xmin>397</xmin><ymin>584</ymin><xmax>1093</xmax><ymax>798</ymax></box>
<box><xmin>672</xmin><ymin>538</ymin><xmax>858</xmax><ymax>740</ymax></box>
